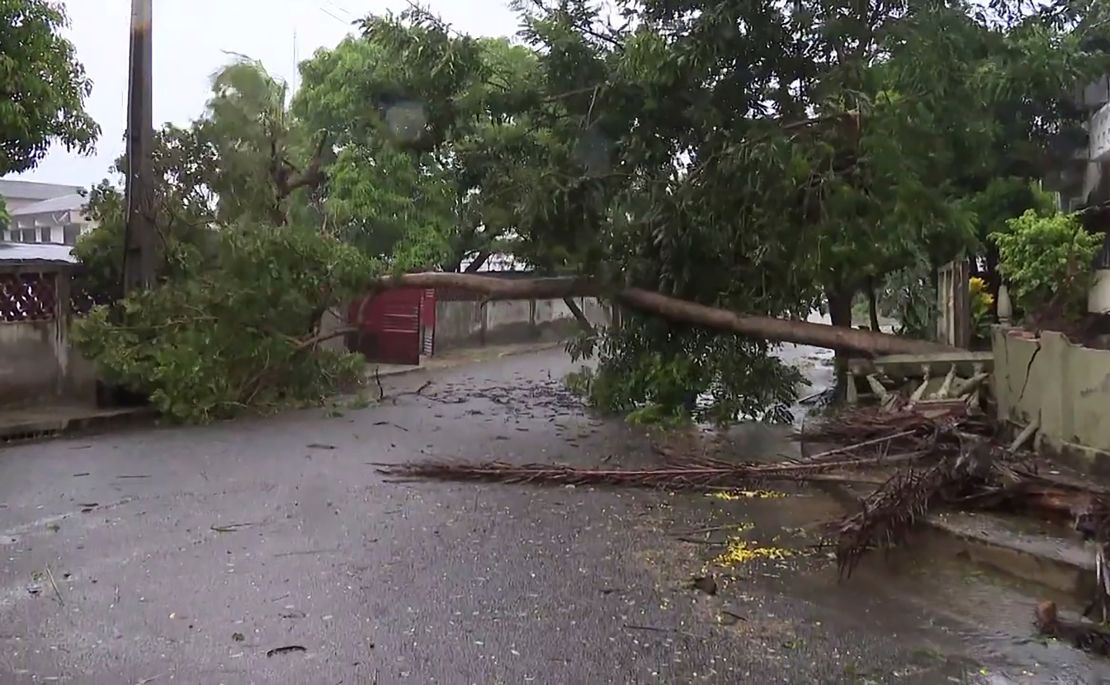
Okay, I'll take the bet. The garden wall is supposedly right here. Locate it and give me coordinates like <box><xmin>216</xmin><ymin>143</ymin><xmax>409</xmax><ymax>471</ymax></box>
<box><xmin>992</xmin><ymin>326</ymin><xmax>1110</xmax><ymax>471</ymax></box>
<box><xmin>434</xmin><ymin>297</ymin><xmax>611</xmax><ymax>351</ymax></box>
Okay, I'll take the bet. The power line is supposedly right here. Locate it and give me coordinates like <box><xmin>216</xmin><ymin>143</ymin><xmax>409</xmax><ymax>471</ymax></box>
<box><xmin>318</xmin><ymin>6</ymin><xmax>348</xmax><ymax>25</ymax></box>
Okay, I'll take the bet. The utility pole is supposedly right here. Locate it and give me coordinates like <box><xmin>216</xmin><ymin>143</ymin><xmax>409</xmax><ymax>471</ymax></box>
<box><xmin>122</xmin><ymin>0</ymin><xmax>155</xmax><ymax>294</ymax></box>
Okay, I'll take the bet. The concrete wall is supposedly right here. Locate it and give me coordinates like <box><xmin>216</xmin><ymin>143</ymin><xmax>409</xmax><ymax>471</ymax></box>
<box><xmin>992</xmin><ymin>326</ymin><xmax>1110</xmax><ymax>468</ymax></box>
<box><xmin>0</xmin><ymin>321</ymin><xmax>62</xmax><ymax>404</ymax></box>
<box><xmin>435</xmin><ymin>297</ymin><xmax>610</xmax><ymax>352</ymax></box>
<box><xmin>0</xmin><ymin>269</ymin><xmax>96</xmax><ymax>407</ymax></box>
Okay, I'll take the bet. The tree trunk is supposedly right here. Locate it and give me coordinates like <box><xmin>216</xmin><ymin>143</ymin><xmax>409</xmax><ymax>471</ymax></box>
<box><xmin>371</xmin><ymin>273</ymin><xmax>952</xmax><ymax>356</ymax></box>
<box><xmin>866</xmin><ymin>279</ymin><xmax>881</xmax><ymax>332</ymax></box>
<box><xmin>825</xmin><ymin>285</ymin><xmax>856</xmax><ymax>392</ymax></box>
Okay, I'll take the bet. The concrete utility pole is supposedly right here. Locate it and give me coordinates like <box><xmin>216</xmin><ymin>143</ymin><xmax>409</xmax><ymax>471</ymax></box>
<box><xmin>122</xmin><ymin>0</ymin><xmax>155</xmax><ymax>293</ymax></box>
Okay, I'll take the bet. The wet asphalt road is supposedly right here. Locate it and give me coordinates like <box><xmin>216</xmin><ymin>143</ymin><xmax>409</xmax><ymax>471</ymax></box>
<box><xmin>2</xmin><ymin>348</ymin><xmax>1109</xmax><ymax>684</ymax></box>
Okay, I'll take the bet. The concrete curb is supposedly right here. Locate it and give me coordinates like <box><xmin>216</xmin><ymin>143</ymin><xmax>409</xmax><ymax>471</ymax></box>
<box><xmin>922</xmin><ymin>512</ymin><xmax>1095</xmax><ymax>597</ymax></box>
<box><xmin>0</xmin><ymin>406</ymin><xmax>157</xmax><ymax>444</ymax></box>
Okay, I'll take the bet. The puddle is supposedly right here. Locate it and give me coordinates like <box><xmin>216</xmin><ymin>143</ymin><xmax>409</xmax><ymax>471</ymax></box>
<box><xmin>658</xmin><ymin>464</ymin><xmax>1110</xmax><ymax>683</ymax></box>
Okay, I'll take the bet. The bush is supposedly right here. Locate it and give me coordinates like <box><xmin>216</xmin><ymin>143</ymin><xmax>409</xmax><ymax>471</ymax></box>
<box><xmin>73</xmin><ymin>225</ymin><xmax>378</xmax><ymax>422</ymax></box>
<box><xmin>991</xmin><ymin>210</ymin><xmax>1102</xmax><ymax>321</ymax></box>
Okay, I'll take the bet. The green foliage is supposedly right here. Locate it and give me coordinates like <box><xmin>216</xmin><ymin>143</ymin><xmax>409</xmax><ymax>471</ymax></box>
<box><xmin>991</xmin><ymin>211</ymin><xmax>1103</xmax><ymax>319</ymax></box>
<box><xmin>566</xmin><ymin>316</ymin><xmax>803</xmax><ymax>425</ymax></box>
<box><xmin>512</xmin><ymin>0</ymin><xmax>1110</xmax><ymax>418</ymax></box>
<box><xmin>74</xmin><ymin>124</ymin><xmax>219</xmax><ymax>300</ymax></box>
<box><xmin>962</xmin><ymin>178</ymin><xmax>1058</xmax><ymax>252</ymax></box>
<box><xmin>72</xmin><ymin>0</ymin><xmax>1110</xmax><ymax>424</ymax></box>
<box><xmin>72</xmin><ymin>59</ymin><xmax>378</xmax><ymax>423</ymax></box>
<box><xmin>73</xmin><ymin>227</ymin><xmax>378</xmax><ymax>422</ymax></box>
<box><xmin>0</xmin><ymin>0</ymin><xmax>99</xmax><ymax>175</ymax></box>
<box><xmin>293</xmin><ymin>11</ymin><xmax>549</xmax><ymax>270</ymax></box>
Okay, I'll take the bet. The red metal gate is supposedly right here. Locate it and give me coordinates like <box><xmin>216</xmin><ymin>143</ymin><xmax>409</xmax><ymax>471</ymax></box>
<box><xmin>348</xmin><ymin>288</ymin><xmax>424</xmax><ymax>365</ymax></box>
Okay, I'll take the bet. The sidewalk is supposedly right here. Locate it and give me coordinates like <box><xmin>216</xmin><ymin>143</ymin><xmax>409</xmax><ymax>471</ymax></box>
<box><xmin>369</xmin><ymin>340</ymin><xmax>566</xmax><ymax>380</ymax></box>
<box><xmin>0</xmin><ymin>340</ymin><xmax>567</xmax><ymax>443</ymax></box>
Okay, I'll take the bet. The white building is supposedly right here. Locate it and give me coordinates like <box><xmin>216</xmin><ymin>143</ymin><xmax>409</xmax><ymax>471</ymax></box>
<box><xmin>0</xmin><ymin>179</ymin><xmax>94</xmax><ymax>246</ymax></box>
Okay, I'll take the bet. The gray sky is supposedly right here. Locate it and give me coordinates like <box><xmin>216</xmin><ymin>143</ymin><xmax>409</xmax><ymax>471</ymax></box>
<box><xmin>10</xmin><ymin>0</ymin><xmax>519</xmax><ymax>187</ymax></box>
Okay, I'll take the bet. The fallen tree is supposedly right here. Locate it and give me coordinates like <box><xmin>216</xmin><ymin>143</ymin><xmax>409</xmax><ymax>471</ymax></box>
<box><xmin>371</xmin><ymin>272</ymin><xmax>955</xmax><ymax>357</ymax></box>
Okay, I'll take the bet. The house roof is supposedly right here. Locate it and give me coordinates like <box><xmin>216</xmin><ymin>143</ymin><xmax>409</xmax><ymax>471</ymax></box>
<box><xmin>0</xmin><ymin>241</ymin><xmax>78</xmax><ymax>266</ymax></box>
<box><xmin>0</xmin><ymin>179</ymin><xmax>83</xmax><ymax>202</ymax></box>
<box><xmin>9</xmin><ymin>193</ymin><xmax>86</xmax><ymax>216</ymax></box>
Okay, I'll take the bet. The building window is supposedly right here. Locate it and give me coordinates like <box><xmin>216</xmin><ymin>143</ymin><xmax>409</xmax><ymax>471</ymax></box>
<box><xmin>18</xmin><ymin>228</ymin><xmax>37</xmax><ymax>243</ymax></box>
<box><xmin>40</xmin><ymin>226</ymin><xmax>52</xmax><ymax>243</ymax></box>
<box><xmin>63</xmin><ymin>224</ymin><xmax>82</xmax><ymax>246</ymax></box>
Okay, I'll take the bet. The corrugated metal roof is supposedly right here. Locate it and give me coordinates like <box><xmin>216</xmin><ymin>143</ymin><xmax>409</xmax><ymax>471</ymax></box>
<box><xmin>0</xmin><ymin>241</ymin><xmax>78</xmax><ymax>266</ymax></box>
<box><xmin>0</xmin><ymin>179</ymin><xmax>82</xmax><ymax>202</ymax></box>
<box><xmin>9</xmin><ymin>193</ymin><xmax>86</xmax><ymax>216</ymax></box>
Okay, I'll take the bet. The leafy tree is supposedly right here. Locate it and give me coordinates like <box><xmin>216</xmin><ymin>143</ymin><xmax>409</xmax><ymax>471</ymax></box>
<box><xmin>0</xmin><ymin>0</ymin><xmax>99</xmax><ymax>214</ymax></box>
<box><xmin>191</xmin><ymin>57</ymin><xmax>332</xmax><ymax>228</ymax></box>
<box><xmin>74</xmin><ymin>125</ymin><xmax>220</xmax><ymax>300</ymax></box>
<box><xmin>73</xmin><ymin>60</ymin><xmax>375</xmax><ymax>422</ymax></box>
<box><xmin>294</xmin><ymin>11</ymin><xmax>549</xmax><ymax>271</ymax></box>
<box><xmin>509</xmin><ymin>0</ymin><xmax>1110</xmax><ymax>416</ymax></box>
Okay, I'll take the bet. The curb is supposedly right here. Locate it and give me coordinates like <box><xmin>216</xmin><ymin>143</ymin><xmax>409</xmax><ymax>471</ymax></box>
<box><xmin>0</xmin><ymin>407</ymin><xmax>157</xmax><ymax>444</ymax></box>
<box><xmin>922</xmin><ymin>512</ymin><xmax>1095</xmax><ymax>597</ymax></box>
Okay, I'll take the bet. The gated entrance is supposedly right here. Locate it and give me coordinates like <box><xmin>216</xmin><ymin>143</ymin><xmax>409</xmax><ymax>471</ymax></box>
<box><xmin>348</xmin><ymin>288</ymin><xmax>434</xmax><ymax>365</ymax></box>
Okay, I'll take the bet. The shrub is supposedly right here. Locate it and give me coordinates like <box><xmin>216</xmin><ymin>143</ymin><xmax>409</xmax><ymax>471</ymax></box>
<box><xmin>991</xmin><ymin>211</ymin><xmax>1102</xmax><ymax>321</ymax></box>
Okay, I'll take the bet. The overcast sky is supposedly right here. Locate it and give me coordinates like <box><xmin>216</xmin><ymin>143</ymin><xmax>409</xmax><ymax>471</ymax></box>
<box><xmin>10</xmin><ymin>0</ymin><xmax>520</xmax><ymax>188</ymax></box>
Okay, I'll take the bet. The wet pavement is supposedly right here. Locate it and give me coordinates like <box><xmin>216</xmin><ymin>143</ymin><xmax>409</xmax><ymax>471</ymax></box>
<box><xmin>2</xmin><ymin>348</ymin><xmax>1109</xmax><ymax>684</ymax></box>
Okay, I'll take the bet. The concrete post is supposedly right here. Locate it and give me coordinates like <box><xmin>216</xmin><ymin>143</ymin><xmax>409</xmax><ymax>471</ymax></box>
<box><xmin>53</xmin><ymin>268</ymin><xmax>71</xmax><ymax>396</ymax></box>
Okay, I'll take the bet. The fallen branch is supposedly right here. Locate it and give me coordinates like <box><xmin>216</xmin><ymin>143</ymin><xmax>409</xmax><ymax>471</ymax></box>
<box><xmin>368</xmin><ymin>273</ymin><xmax>953</xmax><ymax>356</ymax></box>
<box><xmin>293</xmin><ymin>326</ymin><xmax>358</xmax><ymax>350</ymax></box>
<box><xmin>563</xmin><ymin>297</ymin><xmax>595</xmax><ymax>334</ymax></box>
<box><xmin>834</xmin><ymin>457</ymin><xmax>971</xmax><ymax>579</ymax></box>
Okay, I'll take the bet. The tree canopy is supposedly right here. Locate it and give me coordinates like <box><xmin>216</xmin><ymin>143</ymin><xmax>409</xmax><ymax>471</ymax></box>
<box><xmin>0</xmin><ymin>0</ymin><xmax>99</xmax><ymax>216</ymax></box>
<box><xmin>71</xmin><ymin>0</ymin><xmax>1110</xmax><ymax>424</ymax></box>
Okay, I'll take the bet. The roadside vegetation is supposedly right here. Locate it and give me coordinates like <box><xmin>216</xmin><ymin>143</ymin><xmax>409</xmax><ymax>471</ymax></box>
<box><xmin>5</xmin><ymin>0</ymin><xmax>1110</xmax><ymax>422</ymax></box>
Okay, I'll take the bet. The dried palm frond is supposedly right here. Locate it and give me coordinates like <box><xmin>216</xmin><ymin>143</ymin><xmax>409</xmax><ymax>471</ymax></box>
<box><xmin>834</xmin><ymin>457</ymin><xmax>967</xmax><ymax>579</ymax></box>
<box><xmin>373</xmin><ymin>452</ymin><xmax>928</xmax><ymax>491</ymax></box>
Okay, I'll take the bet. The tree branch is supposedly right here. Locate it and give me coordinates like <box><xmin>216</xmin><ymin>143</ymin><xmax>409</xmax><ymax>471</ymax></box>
<box><xmin>563</xmin><ymin>296</ymin><xmax>595</xmax><ymax>334</ymax></box>
<box><xmin>369</xmin><ymin>272</ymin><xmax>954</xmax><ymax>356</ymax></box>
<box><xmin>463</xmin><ymin>250</ymin><xmax>491</xmax><ymax>273</ymax></box>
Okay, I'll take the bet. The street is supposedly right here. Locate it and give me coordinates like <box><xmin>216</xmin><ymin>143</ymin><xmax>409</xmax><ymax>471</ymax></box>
<box><xmin>1</xmin><ymin>348</ymin><xmax>1107</xmax><ymax>684</ymax></box>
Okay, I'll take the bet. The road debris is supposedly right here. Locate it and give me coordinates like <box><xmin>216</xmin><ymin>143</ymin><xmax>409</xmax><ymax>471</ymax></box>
<box><xmin>376</xmin><ymin>362</ymin><xmax>1110</xmax><ymax>657</ymax></box>
<box><xmin>266</xmin><ymin>645</ymin><xmax>307</xmax><ymax>657</ymax></box>
<box><xmin>1035</xmin><ymin>600</ymin><xmax>1110</xmax><ymax>655</ymax></box>
<box><xmin>44</xmin><ymin>566</ymin><xmax>63</xmax><ymax>605</ymax></box>
<box><xmin>689</xmin><ymin>575</ymin><xmax>717</xmax><ymax>595</ymax></box>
